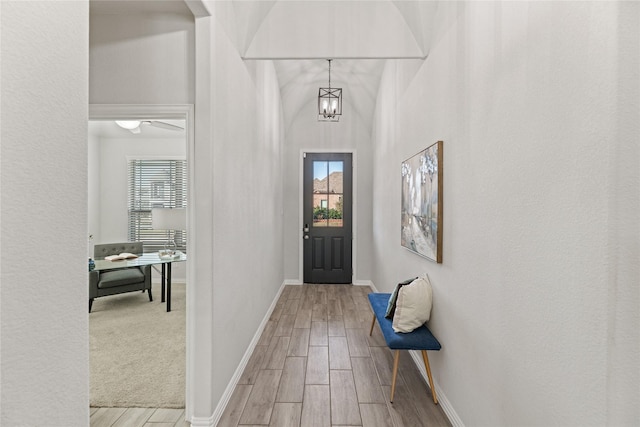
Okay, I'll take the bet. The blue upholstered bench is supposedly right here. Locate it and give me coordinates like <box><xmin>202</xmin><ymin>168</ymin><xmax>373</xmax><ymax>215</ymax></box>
<box><xmin>368</xmin><ymin>292</ymin><xmax>441</xmax><ymax>404</ymax></box>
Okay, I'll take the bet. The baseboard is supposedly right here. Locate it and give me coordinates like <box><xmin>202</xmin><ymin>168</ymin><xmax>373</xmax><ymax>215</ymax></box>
<box><xmin>205</xmin><ymin>281</ymin><xmax>287</xmax><ymax>427</ymax></box>
<box><xmin>408</xmin><ymin>350</ymin><xmax>464</xmax><ymax>427</ymax></box>
<box><xmin>189</xmin><ymin>414</ymin><xmax>215</xmax><ymax>427</ymax></box>
<box><xmin>353</xmin><ymin>279</ymin><xmax>376</xmax><ymax>291</ymax></box>
<box><xmin>284</xmin><ymin>279</ymin><xmax>373</xmax><ymax>288</ymax></box>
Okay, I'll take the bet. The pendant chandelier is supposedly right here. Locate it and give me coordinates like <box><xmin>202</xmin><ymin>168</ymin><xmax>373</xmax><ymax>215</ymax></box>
<box><xmin>318</xmin><ymin>59</ymin><xmax>342</xmax><ymax>122</ymax></box>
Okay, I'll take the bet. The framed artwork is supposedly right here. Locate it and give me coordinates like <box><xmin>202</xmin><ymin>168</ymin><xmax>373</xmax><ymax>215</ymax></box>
<box><xmin>401</xmin><ymin>141</ymin><xmax>443</xmax><ymax>263</ymax></box>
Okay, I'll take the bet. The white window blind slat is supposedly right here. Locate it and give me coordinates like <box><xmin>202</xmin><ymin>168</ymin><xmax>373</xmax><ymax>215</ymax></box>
<box><xmin>128</xmin><ymin>159</ymin><xmax>187</xmax><ymax>252</ymax></box>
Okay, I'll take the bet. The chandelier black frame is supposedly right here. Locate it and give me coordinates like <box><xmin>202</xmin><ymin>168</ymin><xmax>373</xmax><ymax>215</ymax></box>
<box><xmin>318</xmin><ymin>59</ymin><xmax>342</xmax><ymax>122</ymax></box>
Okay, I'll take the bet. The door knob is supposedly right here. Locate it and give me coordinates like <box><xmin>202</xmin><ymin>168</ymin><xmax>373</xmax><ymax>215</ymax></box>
<box><xmin>304</xmin><ymin>235</ymin><xmax>309</xmax><ymax>240</ymax></box>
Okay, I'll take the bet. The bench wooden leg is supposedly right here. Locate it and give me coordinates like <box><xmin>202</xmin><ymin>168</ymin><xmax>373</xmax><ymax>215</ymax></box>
<box><xmin>421</xmin><ymin>350</ymin><xmax>438</xmax><ymax>404</ymax></box>
<box><xmin>369</xmin><ymin>314</ymin><xmax>376</xmax><ymax>336</ymax></box>
<box><xmin>390</xmin><ymin>350</ymin><xmax>400</xmax><ymax>403</ymax></box>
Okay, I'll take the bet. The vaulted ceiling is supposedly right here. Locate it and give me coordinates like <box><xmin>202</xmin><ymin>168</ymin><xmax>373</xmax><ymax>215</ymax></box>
<box><xmin>208</xmin><ymin>1</ymin><xmax>441</xmax><ymax>129</ymax></box>
<box><xmin>91</xmin><ymin>0</ymin><xmax>445</xmax><ymax>130</ymax></box>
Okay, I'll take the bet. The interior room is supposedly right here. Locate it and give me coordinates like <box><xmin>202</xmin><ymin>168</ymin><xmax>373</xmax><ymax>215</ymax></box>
<box><xmin>1</xmin><ymin>1</ymin><xmax>638</xmax><ymax>427</ymax></box>
<box><xmin>87</xmin><ymin>118</ymin><xmax>187</xmax><ymax>413</ymax></box>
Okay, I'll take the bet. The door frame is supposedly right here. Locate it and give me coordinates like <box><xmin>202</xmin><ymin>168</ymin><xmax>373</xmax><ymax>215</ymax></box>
<box><xmin>299</xmin><ymin>148</ymin><xmax>357</xmax><ymax>284</ymax></box>
<box><xmin>89</xmin><ymin>104</ymin><xmax>195</xmax><ymax>418</ymax></box>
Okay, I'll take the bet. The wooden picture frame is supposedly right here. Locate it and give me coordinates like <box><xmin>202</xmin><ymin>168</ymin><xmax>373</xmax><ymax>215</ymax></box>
<box><xmin>401</xmin><ymin>141</ymin><xmax>443</xmax><ymax>263</ymax></box>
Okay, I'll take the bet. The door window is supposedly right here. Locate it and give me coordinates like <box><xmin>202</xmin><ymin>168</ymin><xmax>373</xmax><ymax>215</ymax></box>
<box><xmin>312</xmin><ymin>161</ymin><xmax>344</xmax><ymax>228</ymax></box>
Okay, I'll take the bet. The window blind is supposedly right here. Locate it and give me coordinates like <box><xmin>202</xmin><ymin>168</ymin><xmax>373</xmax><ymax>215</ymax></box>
<box><xmin>128</xmin><ymin>159</ymin><xmax>187</xmax><ymax>252</ymax></box>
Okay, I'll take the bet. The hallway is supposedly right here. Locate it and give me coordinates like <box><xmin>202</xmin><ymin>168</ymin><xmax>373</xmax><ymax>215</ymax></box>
<box><xmin>218</xmin><ymin>284</ymin><xmax>450</xmax><ymax>427</ymax></box>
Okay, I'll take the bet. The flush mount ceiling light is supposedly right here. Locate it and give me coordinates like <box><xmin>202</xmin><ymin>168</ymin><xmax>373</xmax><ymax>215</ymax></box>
<box><xmin>318</xmin><ymin>59</ymin><xmax>342</xmax><ymax>122</ymax></box>
<box><xmin>115</xmin><ymin>120</ymin><xmax>142</xmax><ymax>133</ymax></box>
<box><xmin>115</xmin><ymin>120</ymin><xmax>184</xmax><ymax>134</ymax></box>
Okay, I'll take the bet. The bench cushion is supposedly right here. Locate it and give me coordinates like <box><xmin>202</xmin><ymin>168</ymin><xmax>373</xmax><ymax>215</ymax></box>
<box><xmin>368</xmin><ymin>293</ymin><xmax>441</xmax><ymax>351</ymax></box>
<box><xmin>98</xmin><ymin>268</ymin><xmax>145</xmax><ymax>289</ymax></box>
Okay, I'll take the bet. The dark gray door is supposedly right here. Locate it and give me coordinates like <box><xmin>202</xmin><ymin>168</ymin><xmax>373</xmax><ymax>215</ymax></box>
<box><xmin>303</xmin><ymin>152</ymin><xmax>352</xmax><ymax>284</ymax></box>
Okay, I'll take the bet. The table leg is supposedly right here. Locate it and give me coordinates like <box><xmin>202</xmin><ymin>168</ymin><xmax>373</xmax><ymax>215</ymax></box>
<box><xmin>161</xmin><ymin>263</ymin><xmax>166</xmax><ymax>303</ymax></box>
<box><xmin>167</xmin><ymin>262</ymin><xmax>172</xmax><ymax>312</ymax></box>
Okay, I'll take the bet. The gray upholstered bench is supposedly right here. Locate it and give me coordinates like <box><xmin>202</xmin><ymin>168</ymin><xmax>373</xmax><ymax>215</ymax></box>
<box><xmin>368</xmin><ymin>292</ymin><xmax>441</xmax><ymax>404</ymax></box>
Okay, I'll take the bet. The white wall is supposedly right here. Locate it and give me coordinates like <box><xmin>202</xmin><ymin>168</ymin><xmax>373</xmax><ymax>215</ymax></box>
<box><xmin>90</xmin><ymin>11</ymin><xmax>194</xmax><ymax>104</ymax></box>
<box><xmin>0</xmin><ymin>1</ymin><xmax>89</xmax><ymax>426</ymax></box>
<box><xmin>207</xmin><ymin>14</ymin><xmax>285</xmax><ymax>411</ymax></box>
<box><xmin>372</xmin><ymin>2</ymin><xmax>639</xmax><ymax>426</ymax></box>
<box><xmin>87</xmin><ymin>133</ymin><xmax>187</xmax><ymax>281</ymax></box>
<box><xmin>88</xmin><ymin>131</ymin><xmax>101</xmax><ymax>254</ymax></box>
<box><xmin>283</xmin><ymin>98</ymin><xmax>374</xmax><ymax>283</ymax></box>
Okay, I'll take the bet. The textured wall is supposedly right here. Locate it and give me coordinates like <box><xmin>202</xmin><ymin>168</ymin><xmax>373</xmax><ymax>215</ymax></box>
<box><xmin>1</xmin><ymin>1</ymin><xmax>90</xmax><ymax>425</ymax></box>
<box><xmin>372</xmin><ymin>2</ymin><xmax>638</xmax><ymax>426</ymax></box>
<box><xmin>207</xmin><ymin>14</ymin><xmax>286</xmax><ymax>413</ymax></box>
<box><xmin>90</xmin><ymin>11</ymin><xmax>194</xmax><ymax>104</ymax></box>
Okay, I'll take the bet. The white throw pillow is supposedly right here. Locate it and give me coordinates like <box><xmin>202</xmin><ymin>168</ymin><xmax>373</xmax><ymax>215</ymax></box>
<box><xmin>385</xmin><ymin>277</ymin><xmax>418</xmax><ymax>319</ymax></box>
<box><xmin>392</xmin><ymin>275</ymin><xmax>433</xmax><ymax>333</ymax></box>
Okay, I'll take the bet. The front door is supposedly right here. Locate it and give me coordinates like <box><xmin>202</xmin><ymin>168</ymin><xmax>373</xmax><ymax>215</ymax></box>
<box><xmin>303</xmin><ymin>152</ymin><xmax>353</xmax><ymax>283</ymax></box>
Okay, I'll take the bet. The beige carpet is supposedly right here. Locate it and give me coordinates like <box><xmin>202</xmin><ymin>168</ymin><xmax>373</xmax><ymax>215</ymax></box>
<box><xmin>90</xmin><ymin>283</ymin><xmax>185</xmax><ymax>408</ymax></box>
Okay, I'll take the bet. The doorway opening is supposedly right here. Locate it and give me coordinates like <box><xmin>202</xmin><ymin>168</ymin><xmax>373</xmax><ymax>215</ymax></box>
<box><xmin>88</xmin><ymin>105</ymin><xmax>193</xmax><ymax>418</ymax></box>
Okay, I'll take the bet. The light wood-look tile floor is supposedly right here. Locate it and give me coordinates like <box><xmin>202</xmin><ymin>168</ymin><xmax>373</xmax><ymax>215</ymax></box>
<box><xmin>91</xmin><ymin>284</ymin><xmax>450</xmax><ymax>427</ymax></box>
<box><xmin>218</xmin><ymin>284</ymin><xmax>451</xmax><ymax>427</ymax></box>
<box><xmin>90</xmin><ymin>407</ymin><xmax>188</xmax><ymax>427</ymax></box>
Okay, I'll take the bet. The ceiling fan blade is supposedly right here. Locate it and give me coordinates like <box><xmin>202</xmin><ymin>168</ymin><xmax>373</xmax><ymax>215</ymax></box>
<box><xmin>145</xmin><ymin>120</ymin><xmax>184</xmax><ymax>131</ymax></box>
